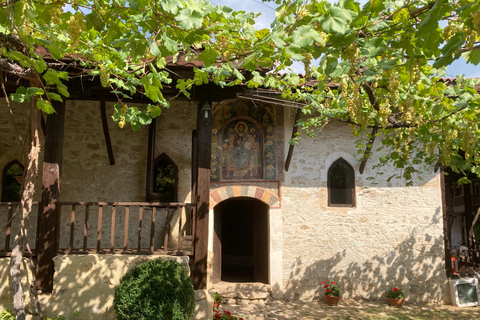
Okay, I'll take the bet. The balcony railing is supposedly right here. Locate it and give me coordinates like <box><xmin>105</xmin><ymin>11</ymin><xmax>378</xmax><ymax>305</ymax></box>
<box><xmin>0</xmin><ymin>201</ymin><xmax>194</xmax><ymax>256</ymax></box>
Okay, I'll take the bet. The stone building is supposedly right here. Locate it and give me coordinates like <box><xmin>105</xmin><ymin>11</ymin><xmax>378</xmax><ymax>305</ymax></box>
<box><xmin>0</xmin><ymin>64</ymin><xmax>472</xmax><ymax>317</ymax></box>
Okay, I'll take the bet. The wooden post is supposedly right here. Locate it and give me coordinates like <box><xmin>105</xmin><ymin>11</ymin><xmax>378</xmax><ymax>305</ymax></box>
<box><xmin>464</xmin><ymin>183</ymin><xmax>474</xmax><ymax>251</ymax></box>
<box><xmin>35</xmin><ymin>100</ymin><xmax>65</xmax><ymax>293</ymax></box>
<box><xmin>440</xmin><ymin>172</ymin><xmax>452</xmax><ymax>278</ymax></box>
<box><xmin>193</xmin><ymin>101</ymin><xmax>212</xmax><ymax>289</ymax></box>
<box><xmin>146</xmin><ymin>118</ymin><xmax>156</xmax><ymax>201</ymax></box>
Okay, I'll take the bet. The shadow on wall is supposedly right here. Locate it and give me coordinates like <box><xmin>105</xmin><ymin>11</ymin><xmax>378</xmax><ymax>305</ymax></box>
<box><xmin>283</xmin><ymin>212</ymin><xmax>448</xmax><ymax>304</ymax></box>
<box><xmin>0</xmin><ymin>255</ymin><xmax>189</xmax><ymax>320</ymax></box>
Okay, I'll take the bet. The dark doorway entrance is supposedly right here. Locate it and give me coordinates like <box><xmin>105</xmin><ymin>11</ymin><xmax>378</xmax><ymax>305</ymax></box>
<box><xmin>213</xmin><ymin>197</ymin><xmax>269</xmax><ymax>283</ymax></box>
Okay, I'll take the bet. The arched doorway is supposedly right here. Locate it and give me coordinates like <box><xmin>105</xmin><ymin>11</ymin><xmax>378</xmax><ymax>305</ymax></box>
<box><xmin>213</xmin><ymin>197</ymin><xmax>269</xmax><ymax>283</ymax></box>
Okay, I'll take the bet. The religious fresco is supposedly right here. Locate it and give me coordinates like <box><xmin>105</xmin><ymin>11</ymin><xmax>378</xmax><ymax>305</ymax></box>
<box><xmin>222</xmin><ymin>120</ymin><xmax>262</xmax><ymax>180</ymax></box>
<box><xmin>210</xmin><ymin>100</ymin><xmax>283</xmax><ymax>182</ymax></box>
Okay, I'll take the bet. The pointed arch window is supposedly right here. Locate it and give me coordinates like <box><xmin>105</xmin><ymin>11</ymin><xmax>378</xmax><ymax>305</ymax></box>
<box><xmin>153</xmin><ymin>153</ymin><xmax>178</xmax><ymax>202</ymax></box>
<box><xmin>328</xmin><ymin>158</ymin><xmax>355</xmax><ymax>207</ymax></box>
<box><xmin>2</xmin><ymin>160</ymin><xmax>24</xmax><ymax>202</ymax></box>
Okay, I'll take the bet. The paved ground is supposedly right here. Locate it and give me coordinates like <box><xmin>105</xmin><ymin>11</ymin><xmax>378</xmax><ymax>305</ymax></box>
<box><xmin>219</xmin><ymin>299</ymin><xmax>480</xmax><ymax>320</ymax></box>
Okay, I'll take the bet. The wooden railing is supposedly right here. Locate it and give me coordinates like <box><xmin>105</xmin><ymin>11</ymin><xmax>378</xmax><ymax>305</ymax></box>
<box><xmin>0</xmin><ymin>201</ymin><xmax>194</xmax><ymax>256</ymax></box>
<box><xmin>0</xmin><ymin>202</ymin><xmax>39</xmax><ymax>256</ymax></box>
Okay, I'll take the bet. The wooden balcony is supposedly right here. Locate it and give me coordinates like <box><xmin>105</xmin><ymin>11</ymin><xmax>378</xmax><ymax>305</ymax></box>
<box><xmin>0</xmin><ymin>201</ymin><xmax>194</xmax><ymax>257</ymax></box>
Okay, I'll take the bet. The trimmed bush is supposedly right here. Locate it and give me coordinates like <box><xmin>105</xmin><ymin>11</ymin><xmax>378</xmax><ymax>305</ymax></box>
<box><xmin>114</xmin><ymin>259</ymin><xmax>195</xmax><ymax>320</ymax></box>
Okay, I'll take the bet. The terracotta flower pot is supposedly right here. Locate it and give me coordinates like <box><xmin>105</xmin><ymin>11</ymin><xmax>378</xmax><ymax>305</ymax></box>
<box><xmin>387</xmin><ymin>297</ymin><xmax>405</xmax><ymax>307</ymax></box>
<box><xmin>324</xmin><ymin>294</ymin><xmax>341</xmax><ymax>306</ymax></box>
<box><xmin>213</xmin><ymin>301</ymin><xmax>221</xmax><ymax>310</ymax></box>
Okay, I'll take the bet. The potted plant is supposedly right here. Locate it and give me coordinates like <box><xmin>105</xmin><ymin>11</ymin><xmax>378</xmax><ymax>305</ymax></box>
<box><xmin>213</xmin><ymin>310</ymin><xmax>244</xmax><ymax>320</ymax></box>
<box><xmin>322</xmin><ymin>281</ymin><xmax>342</xmax><ymax>305</ymax></box>
<box><xmin>386</xmin><ymin>287</ymin><xmax>405</xmax><ymax>307</ymax></box>
<box><xmin>213</xmin><ymin>292</ymin><xmax>223</xmax><ymax>310</ymax></box>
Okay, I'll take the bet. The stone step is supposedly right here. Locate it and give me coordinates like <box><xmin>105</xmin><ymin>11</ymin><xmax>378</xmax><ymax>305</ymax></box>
<box><xmin>212</xmin><ymin>282</ymin><xmax>271</xmax><ymax>305</ymax></box>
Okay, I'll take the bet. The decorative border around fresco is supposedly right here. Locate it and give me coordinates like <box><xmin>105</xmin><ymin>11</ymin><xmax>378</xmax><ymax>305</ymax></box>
<box><xmin>210</xmin><ymin>99</ymin><xmax>284</xmax><ymax>182</ymax></box>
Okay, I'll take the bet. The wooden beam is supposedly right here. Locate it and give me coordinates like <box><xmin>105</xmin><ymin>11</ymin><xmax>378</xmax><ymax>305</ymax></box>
<box><xmin>146</xmin><ymin>118</ymin><xmax>157</xmax><ymax>201</ymax></box>
<box><xmin>35</xmin><ymin>100</ymin><xmax>65</xmax><ymax>293</ymax></box>
<box><xmin>440</xmin><ymin>171</ymin><xmax>452</xmax><ymax>278</ymax></box>
<box><xmin>100</xmin><ymin>99</ymin><xmax>115</xmax><ymax>165</ymax></box>
<box><xmin>193</xmin><ymin>101</ymin><xmax>212</xmax><ymax>290</ymax></box>
<box><xmin>285</xmin><ymin>108</ymin><xmax>301</xmax><ymax>172</ymax></box>
<box><xmin>464</xmin><ymin>183</ymin><xmax>474</xmax><ymax>251</ymax></box>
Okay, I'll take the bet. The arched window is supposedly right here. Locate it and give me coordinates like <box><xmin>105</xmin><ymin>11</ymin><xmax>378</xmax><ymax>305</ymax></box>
<box><xmin>153</xmin><ymin>153</ymin><xmax>177</xmax><ymax>202</ymax></box>
<box><xmin>328</xmin><ymin>158</ymin><xmax>355</xmax><ymax>207</ymax></box>
<box><xmin>2</xmin><ymin>160</ymin><xmax>24</xmax><ymax>202</ymax></box>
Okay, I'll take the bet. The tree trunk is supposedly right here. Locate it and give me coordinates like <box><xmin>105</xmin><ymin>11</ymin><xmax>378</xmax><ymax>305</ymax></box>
<box><xmin>10</xmin><ymin>97</ymin><xmax>41</xmax><ymax>320</ymax></box>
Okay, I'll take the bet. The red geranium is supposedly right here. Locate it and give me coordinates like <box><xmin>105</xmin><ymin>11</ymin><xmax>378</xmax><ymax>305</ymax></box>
<box><xmin>327</xmin><ymin>289</ymin><xmax>331</xmax><ymax>292</ymax></box>
<box><xmin>331</xmin><ymin>282</ymin><xmax>335</xmax><ymax>285</ymax></box>
<box><xmin>393</xmin><ymin>288</ymin><xmax>399</xmax><ymax>292</ymax></box>
<box><xmin>215</xmin><ymin>314</ymin><xmax>220</xmax><ymax>319</ymax></box>
<box><xmin>324</xmin><ymin>284</ymin><xmax>329</xmax><ymax>288</ymax></box>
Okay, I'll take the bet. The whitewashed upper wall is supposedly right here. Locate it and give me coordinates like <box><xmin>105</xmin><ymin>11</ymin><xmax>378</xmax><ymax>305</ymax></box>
<box><xmin>281</xmin><ymin>108</ymin><xmax>448</xmax><ymax>303</ymax></box>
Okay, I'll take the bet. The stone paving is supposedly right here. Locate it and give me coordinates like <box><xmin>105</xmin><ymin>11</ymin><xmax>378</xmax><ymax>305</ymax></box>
<box><xmin>218</xmin><ymin>299</ymin><xmax>480</xmax><ymax>320</ymax></box>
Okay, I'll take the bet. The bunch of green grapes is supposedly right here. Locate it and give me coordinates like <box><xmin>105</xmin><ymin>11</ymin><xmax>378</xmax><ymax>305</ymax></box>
<box><xmin>389</xmin><ymin>77</ymin><xmax>400</xmax><ymax>102</ymax></box>
<box><xmin>302</xmin><ymin>53</ymin><xmax>312</xmax><ymax>77</ymax></box>
<box><xmin>347</xmin><ymin>98</ymin><xmax>355</xmax><ymax>119</ymax></box>
<box><xmin>100</xmin><ymin>65</ymin><xmax>110</xmax><ymax>88</ymax></box>
<box><xmin>118</xmin><ymin>116</ymin><xmax>126</xmax><ymax>129</ymax></box>
<box><xmin>464</xmin><ymin>28</ymin><xmax>478</xmax><ymax>48</ymax></box>
<box><xmin>343</xmin><ymin>43</ymin><xmax>358</xmax><ymax>65</ymax></box>
<box><xmin>462</xmin><ymin>128</ymin><xmax>476</xmax><ymax>160</ymax></box>
<box><xmin>472</xmin><ymin>8</ymin><xmax>480</xmax><ymax>33</ymax></box>
<box><xmin>341</xmin><ymin>78</ymin><xmax>348</xmax><ymax>99</ymax></box>
<box><xmin>443</xmin><ymin>20</ymin><xmax>460</xmax><ymax>42</ymax></box>
<box><xmin>66</xmin><ymin>12</ymin><xmax>85</xmax><ymax>47</ymax></box>
<box><xmin>379</xmin><ymin>100</ymin><xmax>391</xmax><ymax>128</ymax></box>
<box><xmin>51</xmin><ymin>5</ymin><xmax>63</xmax><ymax>26</ymax></box>
<box><xmin>410</xmin><ymin>58</ymin><xmax>422</xmax><ymax>84</ymax></box>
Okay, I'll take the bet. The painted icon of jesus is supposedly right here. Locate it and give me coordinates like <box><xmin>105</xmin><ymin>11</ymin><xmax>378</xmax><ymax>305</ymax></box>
<box><xmin>222</xmin><ymin>120</ymin><xmax>262</xmax><ymax>180</ymax></box>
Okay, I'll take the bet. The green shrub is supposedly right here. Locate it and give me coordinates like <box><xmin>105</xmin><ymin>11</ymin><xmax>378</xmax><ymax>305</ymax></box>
<box><xmin>0</xmin><ymin>310</ymin><xmax>14</xmax><ymax>320</ymax></box>
<box><xmin>114</xmin><ymin>258</ymin><xmax>195</xmax><ymax>320</ymax></box>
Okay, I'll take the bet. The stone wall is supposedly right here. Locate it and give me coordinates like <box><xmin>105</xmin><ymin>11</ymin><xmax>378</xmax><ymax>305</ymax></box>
<box><xmin>1</xmin><ymin>99</ymin><xmax>450</xmax><ymax>305</ymax></box>
<box><xmin>0</xmin><ymin>99</ymin><xmax>197</xmax><ymax>251</ymax></box>
<box><xmin>281</xmin><ymin>109</ymin><xmax>448</xmax><ymax>303</ymax></box>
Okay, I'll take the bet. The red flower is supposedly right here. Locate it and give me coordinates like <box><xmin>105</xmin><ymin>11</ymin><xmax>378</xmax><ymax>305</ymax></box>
<box><xmin>224</xmin><ymin>311</ymin><xmax>231</xmax><ymax>315</ymax></box>
<box><xmin>327</xmin><ymin>289</ymin><xmax>331</xmax><ymax>292</ymax></box>
<box><xmin>230</xmin><ymin>317</ymin><xmax>233</xmax><ymax>320</ymax></box>
<box><xmin>324</xmin><ymin>285</ymin><xmax>329</xmax><ymax>288</ymax></box>
<box><xmin>393</xmin><ymin>288</ymin><xmax>399</xmax><ymax>292</ymax></box>
<box><xmin>215</xmin><ymin>314</ymin><xmax>220</xmax><ymax>319</ymax></box>
<box><xmin>240</xmin><ymin>318</ymin><xmax>243</xmax><ymax>320</ymax></box>
<box><xmin>322</xmin><ymin>281</ymin><xmax>326</xmax><ymax>284</ymax></box>
<box><xmin>331</xmin><ymin>282</ymin><xmax>335</xmax><ymax>285</ymax></box>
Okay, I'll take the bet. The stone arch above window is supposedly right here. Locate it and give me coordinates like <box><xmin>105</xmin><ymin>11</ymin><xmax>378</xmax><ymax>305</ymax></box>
<box><xmin>328</xmin><ymin>158</ymin><xmax>355</xmax><ymax>207</ymax></box>
<box><xmin>153</xmin><ymin>153</ymin><xmax>177</xmax><ymax>202</ymax></box>
<box><xmin>2</xmin><ymin>160</ymin><xmax>24</xmax><ymax>202</ymax></box>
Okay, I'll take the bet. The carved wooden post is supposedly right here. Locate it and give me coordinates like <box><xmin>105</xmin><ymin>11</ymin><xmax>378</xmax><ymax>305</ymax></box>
<box><xmin>193</xmin><ymin>101</ymin><xmax>212</xmax><ymax>289</ymax></box>
<box><xmin>35</xmin><ymin>100</ymin><xmax>65</xmax><ymax>292</ymax></box>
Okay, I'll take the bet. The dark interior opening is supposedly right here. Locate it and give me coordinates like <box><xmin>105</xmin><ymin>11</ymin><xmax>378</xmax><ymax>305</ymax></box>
<box><xmin>213</xmin><ymin>197</ymin><xmax>269</xmax><ymax>283</ymax></box>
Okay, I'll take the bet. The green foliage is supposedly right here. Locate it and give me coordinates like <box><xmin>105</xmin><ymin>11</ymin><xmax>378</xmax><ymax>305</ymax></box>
<box><xmin>386</xmin><ymin>288</ymin><xmax>404</xmax><ymax>299</ymax></box>
<box><xmin>114</xmin><ymin>259</ymin><xmax>194</xmax><ymax>320</ymax></box>
<box><xmin>4</xmin><ymin>163</ymin><xmax>23</xmax><ymax>202</ymax></box>
<box><xmin>323</xmin><ymin>281</ymin><xmax>342</xmax><ymax>297</ymax></box>
<box><xmin>2</xmin><ymin>0</ymin><xmax>480</xmax><ymax>181</ymax></box>
<box><xmin>214</xmin><ymin>292</ymin><xmax>223</xmax><ymax>303</ymax></box>
<box><xmin>0</xmin><ymin>310</ymin><xmax>14</xmax><ymax>320</ymax></box>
